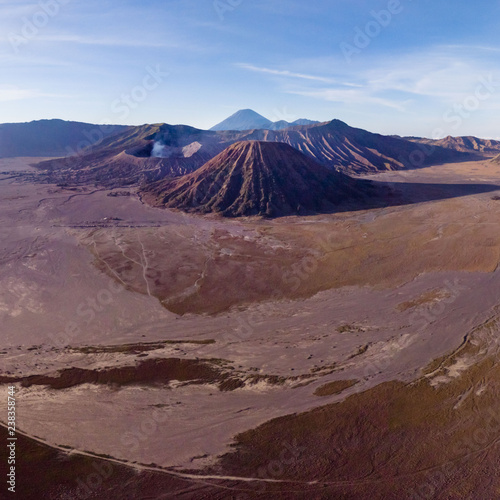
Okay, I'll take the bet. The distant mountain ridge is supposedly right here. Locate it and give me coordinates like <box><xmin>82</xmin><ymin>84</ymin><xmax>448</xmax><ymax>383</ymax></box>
<box><xmin>0</xmin><ymin>119</ymin><xmax>129</xmax><ymax>158</ymax></box>
<box><xmin>210</xmin><ymin>109</ymin><xmax>320</xmax><ymax>131</ymax></box>
<box><xmin>406</xmin><ymin>135</ymin><xmax>500</xmax><ymax>156</ymax></box>
<box><xmin>37</xmin><ymin>123</ymin><xmax>226</xmax><ymax>186</ymax></box>
<box><xmin>236</xmin><ymin>119</ymin><xmax>473</xmax><ymax>175</ymax></box>
<box><xmin>34</xmin><ymin>119</ymin><xmax>480</xmax><ymax>187</ymax></box>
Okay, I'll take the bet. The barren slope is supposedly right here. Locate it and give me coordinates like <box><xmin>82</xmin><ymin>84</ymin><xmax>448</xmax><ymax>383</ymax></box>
<box><xmin>408</xmin><ymin>135</ymin><xmax>500</xmax><ymax>156</ymax></box>
<box><xmin>37</xmin><ymin>124</ymin><xmax>232</xmax><ymax>187</ymax></box>
<box><xmin>3</xmin><ymin>158</ymin><xmax>500</xmax><ymax>499</ymax></box>
<box><xmin>33</xmin><ymin>120</ymin><xmax>476</xmax><ymax>188</ymax></box>
<box><xmin>141</xmin><ymin>141</ymin><xmax>375</xmax><ymax>217</ymax></box>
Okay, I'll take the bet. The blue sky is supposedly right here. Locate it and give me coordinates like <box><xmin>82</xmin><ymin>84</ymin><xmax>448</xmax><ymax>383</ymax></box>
<box><xmin>1</xmin><ymin>0</ymin><xmax>500</xmax><ymax>137</ymax></box>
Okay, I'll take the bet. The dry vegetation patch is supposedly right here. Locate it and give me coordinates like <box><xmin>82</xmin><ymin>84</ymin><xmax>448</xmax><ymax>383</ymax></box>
<box><xmin>80</xmin><ymin>192</ymin><xmax>500</xmax><ymax>316</ymax></box>
<box><xmin>313</xmin><ymin>379</ymin><xmax>358</xmax><ymax>396</ymax></box>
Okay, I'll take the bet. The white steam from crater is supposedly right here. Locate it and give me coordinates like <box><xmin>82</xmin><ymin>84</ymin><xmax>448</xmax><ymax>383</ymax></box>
<box><xmin>151</xmin><ymin>141</ymin><xmax>202</xmax><ymax>159</ymax></box>
<box><xmin>151</xmin><ymin>142</ymin><xmax>165</xmax><ymax>158</ymax></box>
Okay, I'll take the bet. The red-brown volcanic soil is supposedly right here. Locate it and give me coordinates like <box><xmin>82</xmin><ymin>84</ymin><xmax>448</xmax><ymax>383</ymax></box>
<box><xmin>141</xmin><ymin>141</ymin><xmax>375</xmax><ymax>217</ymax></box>
<box><xmin>3</xmin><ymin>158</ymin><xmax>500</xmax><ymax>498</ymax></box>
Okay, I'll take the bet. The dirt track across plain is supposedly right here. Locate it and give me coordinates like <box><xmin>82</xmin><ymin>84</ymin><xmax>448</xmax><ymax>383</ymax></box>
<box><xmin>2</xmin><ymin>158</ymin><xmax>500</xmax><ymax>498</ymax></box>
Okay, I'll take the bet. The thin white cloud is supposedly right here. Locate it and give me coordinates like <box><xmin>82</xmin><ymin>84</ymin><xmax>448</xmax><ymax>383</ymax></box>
<box><xmin>441</xmin><ymin>44</ymin><xmax>500</xmax><ymax>53</ymax></box>
<box><xmin>236</xmin><ymin>63</ymin><xmax>362</xmax><ymax>87</ymax></box>
<box><xmin>271</xmin><ymin>46</ymin><xmax>500</xmax><ymax>115</ymax></box>
<box><xmin>289</xmin><ymin>88</ymin><xmax>409</xmax><ymax>111</ymax></box>
<box><xmin>237</xmin><ymin>63</ymin><xmax>334</xmax><ymax>82</ymax></box>
<box><xmin>0</xmin><ymin>85</ymin><xmax>69</xmax><ymax>102</ymax></box>
<box><xmin>0</xmin><ymin>3</ymin><xmax>36</xmax><ymax>18</ymax></box>
<box><xmin>0</xmin><ymin>49</ymin><xmax>76</xmax><ymax>67</ymax></box>
<box><xmin>0</xmin><ymin>86</ymin><xmax>41</xmax><ymax>102</ymax></box>
<box><xmin>363</xmin><ymin>51</ymin><xmax>500</xmax><ymax>104</ymax></box>
<box><xmin>35</xmin><ymin>34</ymin><xmax>173</xmax><ymax>49</ymax></box>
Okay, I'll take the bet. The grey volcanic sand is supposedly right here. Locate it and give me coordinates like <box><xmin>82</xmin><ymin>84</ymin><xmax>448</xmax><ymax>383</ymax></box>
<box><xmin>1</xmin><ymin>158</ymin><xmax>500</xmax><ymax>470</ymax></box>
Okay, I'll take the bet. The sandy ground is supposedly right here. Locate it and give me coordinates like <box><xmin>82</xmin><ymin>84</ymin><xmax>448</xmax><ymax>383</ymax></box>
<box><xmin>2</xmin><ymin>157</ymin><xmax>500</xmax><ymax>482</ymax></box>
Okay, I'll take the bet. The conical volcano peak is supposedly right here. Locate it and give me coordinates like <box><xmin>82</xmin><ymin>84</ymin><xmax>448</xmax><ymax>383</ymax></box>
<box><xmin>141</xmin><ymin>141</ymin><xmax>373</xmax><ymax>217</ymax></box>
<box><xmin>210</xmin><ymin>110</ymin><xmax>319</xmax><ymax>131</ymax></box>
